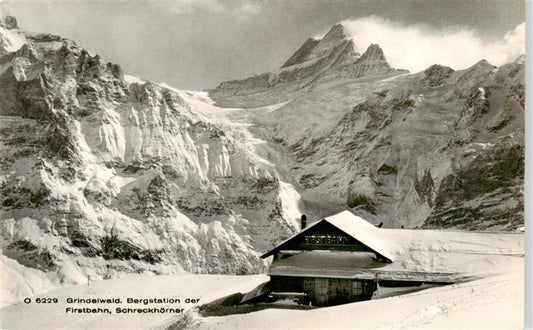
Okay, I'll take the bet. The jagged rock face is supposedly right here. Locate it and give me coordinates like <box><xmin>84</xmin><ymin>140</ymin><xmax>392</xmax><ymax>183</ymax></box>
<box><xmin>0</xmin><ymin>21</ymin><xmax>303</xmax><ymax>288</ymax></box>
<box><xmin>421</xmin><ymin>64</ymin><xmax>455</xmax><ymax>87</ymax></box>
<box><xmin>210</xmin><ymin>27</ymin><xmax>524</xmax><ymax>231</ymax></box>
<box><xmin>281</xmin><ymin>38</ymin><xmax>320</xmax><ymax>69</ymax></box>
<box><xmin>421</xmin><ymin>58</ymin><xmax>525</xmax><ymax>230</ymax></box>
<box><xmin>282</xmin><ymin>24</ymin><xmax>358</xmax><ymax>69</ymax></box>
<box><xmin>210</xmin><ymin>24</ymin><xmax>406</xmax><ymax>108</ymax></box>
<box><xmin>211</xmin><ymin>23</ymin><xmax>362</xmax><ymax>104</ymax></box>
<box><xmin>316</xmin><ymin>43</ymin><xmax>407</xmax><ymax>84</ymax></box>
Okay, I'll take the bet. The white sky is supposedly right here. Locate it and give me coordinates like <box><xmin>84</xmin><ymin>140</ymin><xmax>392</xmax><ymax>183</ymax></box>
<box><xmin>341</xmin><ymin>16</ymin><xmax>525</xmax><ymax>73</ymax></box>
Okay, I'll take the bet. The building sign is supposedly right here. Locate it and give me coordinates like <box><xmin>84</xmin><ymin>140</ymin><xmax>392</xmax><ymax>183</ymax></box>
<box><xmin>303</xmin><ymin>235</ymin><xmax>350</xmax><ymax>245</ymax></box>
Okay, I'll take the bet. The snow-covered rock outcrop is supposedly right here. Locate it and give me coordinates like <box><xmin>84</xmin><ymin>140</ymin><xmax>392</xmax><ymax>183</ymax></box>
<box><xmin>0</xmin><ymin>18</ymin><xmax>303</xmax><ymax>303</ymax></box>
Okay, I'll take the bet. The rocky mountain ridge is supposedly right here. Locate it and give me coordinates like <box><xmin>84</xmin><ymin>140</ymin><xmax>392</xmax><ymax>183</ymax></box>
<box><xmin>210</xmin><ymin>23</ymin><xmax>407</xmax><ymax>107</ymax></box>
<box><xmin>210</xmin><ymin>23</ymin><xmax>525</xmax><ymax>231</ymax></box>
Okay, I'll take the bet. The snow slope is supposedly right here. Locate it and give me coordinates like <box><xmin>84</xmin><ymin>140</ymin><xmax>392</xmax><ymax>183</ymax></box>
<box><xmin>204</xmin><ymin>266</ymin><xmax>523</xmax><ymax>329</ymax></box>
<box><xmin>0</xmin><ymin>25</ymin><xmax>26</xmax><ymax>54</ymax></box>
<box><xmin>0</xmin><ymin>231</ymin><xmax>524</xmax><ymax>329</ymax></box>
<box><xmin>0</xmin><ymin>258</ymin><xmax>523</xmax><ymax>329</ymax></box>
<box><xmin>0</xmin><ymin>274</ymin><xmax>268</xmax><ymax>329</ymax></box>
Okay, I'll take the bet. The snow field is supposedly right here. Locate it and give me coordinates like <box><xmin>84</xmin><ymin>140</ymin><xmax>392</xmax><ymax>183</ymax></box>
<box><xmin>204</xmin><ymin>261</ymin><xmax>523</xmax><ymax>329</ymax></box>
<box><xmin>1</xmin><ymin>257</ymin><xmax>523</xmax><ymax>329</ymax></box>
<box><xmin>0</xmin><ymin>274</ymin><xmax>268</xmax><ymax>329</ymax></box>
<box><xmin>1</xmin><ymin>229</ymin><xmax>524</xmax><ymax>329</ymax></box>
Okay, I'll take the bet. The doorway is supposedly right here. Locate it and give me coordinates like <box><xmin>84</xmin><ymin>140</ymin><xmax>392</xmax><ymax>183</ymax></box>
<box><xmin>316</xmin><ymin>278</ymin><xmax>329</xmax><ymax>306</ymax></box>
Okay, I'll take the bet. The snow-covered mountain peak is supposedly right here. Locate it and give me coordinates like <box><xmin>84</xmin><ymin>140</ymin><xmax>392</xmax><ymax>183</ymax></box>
<box><xmin>212</xmin><ymin>22</ymin><xmax>406</xmax><ymax>100</ymax></box>
<box><xmin>322</xmin><ymin>23</ymin><xmax>348</xmax><ymax>41</ymax></box>
<box><xmin>281</xmin><ymin>23</ymin><xmax>358</xmax><ymax>70</ymax></box>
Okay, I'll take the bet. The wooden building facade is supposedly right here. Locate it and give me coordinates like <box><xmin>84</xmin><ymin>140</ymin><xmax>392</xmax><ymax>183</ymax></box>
<box><xmin>260</xmin><ymin>211</ymin><xmax>394</xmax><ymax>306</ymax></box>
<box><xmin>269</xmin><ymin>275</ymin><xmax>376</xmax><ymax>306</ymax></box>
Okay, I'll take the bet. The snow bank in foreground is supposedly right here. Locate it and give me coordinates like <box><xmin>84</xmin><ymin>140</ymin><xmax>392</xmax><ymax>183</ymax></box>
<box><xmin>0</xmin><ymin>274</ymin><xmax>268</xmax><ymax>329</ymax></box>
<box><xmin>1</xmin><ymin>255</ymin><xmax>62</xmax><ymax>307</ymax></box>
<box><xmin>205</xmin><ymin>261</ymin><xmax>523</xmax><ymax>329</ymax></box>
<box><xmin>0</xmin><ymin>254</ymin><xmax>523</xmax><ymax>329</ymax></box>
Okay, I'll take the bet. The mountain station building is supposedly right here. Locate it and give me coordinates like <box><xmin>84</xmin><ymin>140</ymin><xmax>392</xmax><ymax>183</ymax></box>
<box><xmin>251</xmin><ymin>211</ymin><xmax>469</xmax><ymax>307</ymax></box>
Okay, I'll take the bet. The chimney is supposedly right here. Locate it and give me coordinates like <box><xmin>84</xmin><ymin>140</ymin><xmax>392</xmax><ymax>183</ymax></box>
<box><xmin>300</xmin><ymin>214</ymin><xmax>307</xmax><ymax>230</ymax></box>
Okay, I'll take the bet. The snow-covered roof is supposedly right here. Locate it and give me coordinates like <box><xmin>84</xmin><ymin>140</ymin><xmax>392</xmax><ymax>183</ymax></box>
<box><xmin>270</xmin><ymin>250</ymin><xmax>385</xmax><ymax>275</ymax></box>
<box><xmin>268</xmin><ymin>250</ymin><xmax>463</xmax><ymax>282</ymax></box>
<box><xmin>261</xmin><ymin>210</ymin><xmax>524</xmax><ymax>269</ymax></box>
<box><xmin>261</xmin><ymin>210</ymin><xmax>397</xmax><ymax>261</ymax></box>
<box><xmin>239</xmin><ymin>280</ymin><xmax>270</xmax><ymax>304</ymax></box>
<box><xmin>324</xmin><ymin>211</ymin><xmax>398</xmax><ymax>261</ymax></box>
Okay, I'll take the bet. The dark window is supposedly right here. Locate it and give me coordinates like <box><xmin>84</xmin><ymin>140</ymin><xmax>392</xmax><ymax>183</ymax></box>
<box><xmin>353</xmin><ymin>281</ymin><xmax>363</xmax><ymax>295</ymax></box>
